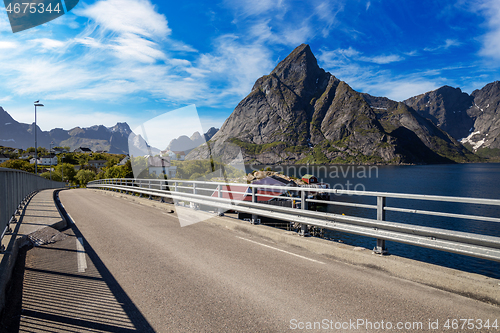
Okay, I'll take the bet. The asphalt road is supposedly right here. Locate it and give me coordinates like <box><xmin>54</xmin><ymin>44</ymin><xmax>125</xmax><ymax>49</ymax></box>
<box><xmin>55</xmin><ymin>189</ymin><xmax>499</xmax><ymax>332</ymax></box>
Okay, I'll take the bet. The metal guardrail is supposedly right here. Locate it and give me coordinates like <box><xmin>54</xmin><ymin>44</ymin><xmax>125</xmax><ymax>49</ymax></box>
<box><xmin>0</xmin><ymin>168</ymin><xmax>65</xmax><ymax>250</ymax></box>
<box><xmin>87</xmin><ymin>178</ymin><xmax>500</xmax><ymax>262</ymax></box>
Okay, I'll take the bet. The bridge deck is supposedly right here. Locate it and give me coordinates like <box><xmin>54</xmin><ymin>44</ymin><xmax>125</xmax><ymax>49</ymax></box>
<box><xmin>2</xmin><ymin>189</ymin><xmax>499</xmax><ymax>332</ymax></box>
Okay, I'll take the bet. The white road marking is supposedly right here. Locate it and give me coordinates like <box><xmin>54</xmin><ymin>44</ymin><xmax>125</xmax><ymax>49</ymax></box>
<box><xmin>66</xmin><ymin>212</ymin><xmax>75</xmax><ymax>225</ymax></box>
<box><xmin>236</xmin><ymin>236</ymin><xmax>325</xmax><ymax>264</ymax></box>
<box><xmin>76</xmin><ymin>237</ymin><xmax>87</xmax><ymax>273</ymax></box>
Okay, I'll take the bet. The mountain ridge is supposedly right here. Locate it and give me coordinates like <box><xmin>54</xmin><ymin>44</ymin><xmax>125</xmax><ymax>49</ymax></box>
<box><xmin>404</xmin><ymin>81</ymin><xmax>500</xmax><ymax>158</ymax></box>
<box><xmin>187</xmin><ymin>44</ymin><xmax>478</xmax><ymax>165</ymax></box>
<box><xmin>0</xmin><ymin>107</ymin><xmax>135</xmax><ymax>154</ymax></box>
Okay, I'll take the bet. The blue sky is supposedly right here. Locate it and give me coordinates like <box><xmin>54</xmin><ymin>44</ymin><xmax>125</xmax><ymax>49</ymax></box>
<box><xmin>0</xmin><ymin>0</ymin><xmax>499</xmax><ymax>135</ymax></box>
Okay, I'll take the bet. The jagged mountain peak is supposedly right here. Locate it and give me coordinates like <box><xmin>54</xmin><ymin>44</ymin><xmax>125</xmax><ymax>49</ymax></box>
<box><xmin>109</xmin><ymin>122</ymin><xmax>132</xmax><ymax>135</ymax></box>
<box><xmin>0</xmin><ymin>106</ymin><xmax>16</xmax><ymax>125</ymax></box>
<box><xmin>270</xmin><ymin>44</ymin><xmax>319</xmax><ymax>78</ymax></box>
<box><xmin>252</xmin><ymin>44</ymin><xmax>329</xmax><ymax>99</ymax></box>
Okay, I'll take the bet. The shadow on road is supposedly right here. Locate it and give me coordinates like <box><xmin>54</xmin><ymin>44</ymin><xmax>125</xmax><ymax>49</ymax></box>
<box><xmin>0</xmin><ymin>194</ymin><xmax>156</xmax><ymax>333</ymax></box>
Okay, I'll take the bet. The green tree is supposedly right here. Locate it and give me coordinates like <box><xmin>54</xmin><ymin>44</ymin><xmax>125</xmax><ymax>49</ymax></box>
<box><xmin>104</xmin><ymin>165</ymin><xmax>125</xmax><ymax>179</ymax></box>
<box><xmin>0</xmin><ymin>159</ymin><xmax>34</xmax><ymax>173</ymax></box>
<box><xmin>40</xmin><ymin>171</ymin><xmax>59</xmax><ymax>181</ymax></box>
<box><xmin>75</xmin><ymin>169</ymin><xmax>96</xmax><ymax>187</ymax></box>
<box><xmin>107</xmin><ymin>157</ymin><xmax>120</xmax><ymax>168</ymax></box>
<box><xmin>58</xmin><ymin>153</ymin><xmax>78</xmax><ymax>165</ymax></box>
<box><xmin>55</xmin><ymin>163</ymin><xmax>77</xmax><ymax>183</ymax></box>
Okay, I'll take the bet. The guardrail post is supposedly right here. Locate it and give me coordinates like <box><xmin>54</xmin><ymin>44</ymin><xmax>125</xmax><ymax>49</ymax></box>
<box><xmin>373</xmin><ymin>196</ymin><xmax>388</xmax><ymax>255</ymax></box>
<box><xmin>160</xmin><ymin>180</ymin><xmax>165</xmax><ymax>203</ymax></box>
<box><xmin>217</xmin><ymin>184</ymin><xmax>224</xmax><ymax>216</ymax></box>
<box><xmin>148</xmin><ymin>180</ymin><xmax>152</xmax><ymax>200</ymax></box>
<box><xmin>173</xmin><ymin>181</ymin><xmax>178</xmax><ymax>205</ymax></box>
<box><xmin>251</xmin><ymin>186</ymin><xmax>260</xmax><ymax>224</ymax></box>
<box><xmin>300</xmin><ymin>188</ymin><xmax>309</xmax><ymax>236</ymax></box>
<box><xmin>192</xmin><ymin>183</ymin><xmax>198</xmax><ymax>210</ymax></box>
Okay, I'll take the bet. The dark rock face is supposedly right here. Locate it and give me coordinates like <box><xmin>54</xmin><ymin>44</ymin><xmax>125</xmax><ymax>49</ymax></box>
<box><xmin>404</xmin><ymin>86</ymin><xmax>474</xmax><ymax>140</ymax></box>
<box><xmin>0</xmin><ymin>107</ymin><xmax>52</xmax><ymax>149</ymax></box>
<box><xmin>187</xmin><ymin>44</ymin><xmax>477</xmax><ymax>164</ymax></box>
<box><xmin>405</xmin><ymin>81</ymin><xmax>500</xmax><ymax>157</ymax></box>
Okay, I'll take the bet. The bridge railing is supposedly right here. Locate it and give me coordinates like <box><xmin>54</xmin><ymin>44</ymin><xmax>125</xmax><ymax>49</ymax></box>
<box><xmin>0</xmin><ymin>168</ymin><xmax>65</xmax><ymax>250</ymax></box>
<box><xmin>87</xmin><ymin>178</ymin><xmax>500</xmax><ymax>262</ymax></box>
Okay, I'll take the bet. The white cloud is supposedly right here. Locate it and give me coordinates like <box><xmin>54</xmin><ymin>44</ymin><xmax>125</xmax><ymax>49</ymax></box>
<box><xmin>313</xmin><ymin>0</ymin><xmax>344</xmax><ymax>37</ymax></box>
<box><xmin>359</xmin><ymin>54</ymin><xmax>404</xmax><ymax>64</ymax></box>
<box><xmin>424</xmin><ymin>38</ymin><xmax>461</xmax><ymax>52</ymax></box>
<box><xmin>319</xmin><ymin>47</ymin><xmax>403</xmax><ymax>65</ymax></box>
<box><xmin>478</xmin><ymin>0</ymin><xmax>500</xmax><ymax>60</ymax></box>
<box><xmin>76</xmin><ymin>0</ymin><xmax>170</xmax><ymax>38</ymax></box>
<box><xmin>0</xmin><ymin>41</ymin><xmax>17</xmax><ymax>49</ymax></box>
<box><xmin>318</xmin><ymin>47</ymin><xmax>441</xmax><ymax>101</ymax></box>
<box><xmin>30</xmin><ymin>38</ymin><xmax>67</xmax><ymax>50</ymax></box>
<box><xmin>224</xmin><ymin>0</ymin><xmax>286</xmax><ymax>19</ymax></box>
<box><xmin>75</xmin><ymin>0</ymin><xmax>170</xmax><ymax>64</ymax></box>
<box><xmin>198</xmin><ymin>35</ymin><xmax>274</xmax><ymax>98</ymax></box>
<box><xmin>248</xmin><ymin>19</ymin><xmax>314</xmax><ymax>46</ymax></box>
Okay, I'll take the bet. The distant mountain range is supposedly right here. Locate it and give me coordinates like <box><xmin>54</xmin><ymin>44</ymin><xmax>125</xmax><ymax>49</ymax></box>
<box><xmin>165</xmin><ymin>127</ymin><xmax>219</xmax><ymax>153</ymax></box>
<box><xmin>0</xmin><ymin>108</ymin><xmax>141</xmax><ymax>154</ymax></box>
<box><xmin>187</xmin><ymin>44</ymin><xmax>489</xmax><ymax>164</ymax></box>
<box><xmin>404</xmin><ymin>82</ymin><xmax>500</xmax><ymax>158</ymax></box>
<box><xmin>0</xmin><ymin>106</ymin><xmax>219</xmax><ymax>157</ymax></box>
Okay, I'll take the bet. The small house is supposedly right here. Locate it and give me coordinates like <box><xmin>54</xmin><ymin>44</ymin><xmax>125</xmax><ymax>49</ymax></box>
<box><xmin>20</xmin><ymin>152</ymin><xmax>36</xmax><ymax>159</ymax></box>
<box><xmin>147</xmin><ymin>156</ymin><xmax>177</xmax><ymax>178</ymax></box>
<box><xmin>53</xmin><ymin>147</ymin><xmax>69</xmax><ymax>154</ymax></box>
<box><xmin>172</xmin><ymin>151</ymin><xmax>186</xmax><ymax>161</ymax></box>
<box><xmin>74</xmin><ymin>147</ymin><xmax>92</xmax><ymax>153</ymax></box>
<box><xmin>87</xmin><ymin>160</ymin><xmax>107</xmax><ymax>169</ymax></box>
<box><xmin>302</xmin><ymin>174</ymin><xmax>318</xmax><ymax>184</ymax></box>
<box><xmin>39</xmin><ymin>154</ymin><xmax>58</xmax><ymax>166</ymax></box>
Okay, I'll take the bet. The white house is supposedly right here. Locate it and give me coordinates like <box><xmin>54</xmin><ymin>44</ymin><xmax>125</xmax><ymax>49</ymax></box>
<box><xmin>148</xmin><ymin>156</ymin><xmax>177</xmax><ymax>178</ymax></box>
<box><xmin>39</xmin><ymin>154</ymin><xmax>58</xmax><ymax>166</ymax></box>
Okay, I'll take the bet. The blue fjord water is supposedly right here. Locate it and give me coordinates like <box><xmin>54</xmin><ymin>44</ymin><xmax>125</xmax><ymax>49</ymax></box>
<box><xmin>251</xmin><ymin>163</ymin><xmax>500</xmax><ymax>279</ymax></box>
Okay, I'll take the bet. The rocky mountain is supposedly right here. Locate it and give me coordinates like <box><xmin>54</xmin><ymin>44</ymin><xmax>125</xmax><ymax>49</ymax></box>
<box><xmin>187</xmin><ymin>44</ymin><xmax>477</xmax><ymax>165</ymax></box>
<box><xmin>165</xmin><ymin>127</ymin><xmax>219</xmax><ymax>153</ymax></box>
<box><xmin>0</xmin><ymin>107</ymin><xmax>145</xmax><ymax>154</ymax></box>
<box><xmin>405</xmin><ymin>82</ymin><xmax>500</xmax><ymax>158</ymax></box>
<box><xmin>0</xmin><ymin>107</ymin><xmax>53</xmax><ymax>149</ymax></box>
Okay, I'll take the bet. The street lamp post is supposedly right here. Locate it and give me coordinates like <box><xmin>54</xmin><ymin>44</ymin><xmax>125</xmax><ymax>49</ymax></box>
<box><xmin>49</xmin><ymin>141</ymin><xmax>53</xmax><ymax>181</ymax></box>
<box><xmin>61</xmin><ymin>154</ymin><xmax>64</xmax><ymax>184</ymax></box>
<box><xmin>34</xmin><ymin>101</ymin><xmax>44</xmax><ymax>175</ymax></box>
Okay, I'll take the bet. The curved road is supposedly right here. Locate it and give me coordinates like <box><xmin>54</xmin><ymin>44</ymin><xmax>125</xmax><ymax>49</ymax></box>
<box><xmin>57</xmin><ymin>189</ymin><xmax>499</xmax><ymax>332</ymax></box>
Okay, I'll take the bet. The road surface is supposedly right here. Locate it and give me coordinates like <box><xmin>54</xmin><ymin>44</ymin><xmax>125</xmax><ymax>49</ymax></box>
<box><xmin>46</xmin><ymin>189</ymin><xmax>500</xmax><ymax>332</ymax></box>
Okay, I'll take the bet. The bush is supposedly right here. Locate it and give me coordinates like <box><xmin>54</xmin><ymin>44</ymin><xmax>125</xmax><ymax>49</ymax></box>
<box><xmin>75</xmin><ymin>169</ymin><xmax>96</xmax><ymax>187</ymax></box>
